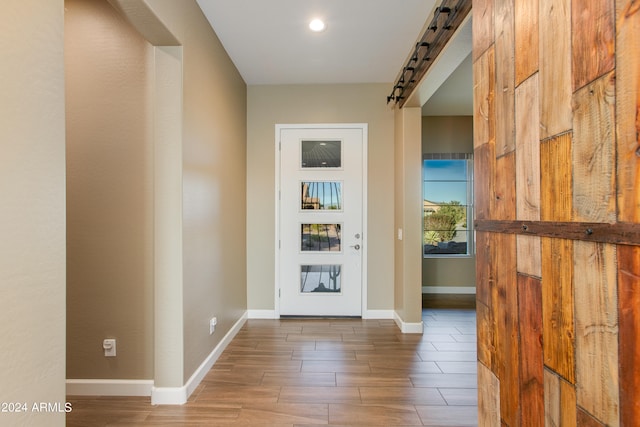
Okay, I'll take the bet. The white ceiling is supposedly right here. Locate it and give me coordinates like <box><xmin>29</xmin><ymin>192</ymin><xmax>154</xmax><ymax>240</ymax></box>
<box><xmin>195</xmin><ymin>0</ymin><xmax>472</xmax><ymax>113</ymax></box>
<box><xmin>196</xmin><ymin>0</ymin><xmax>437</xmax><ymax>85</ymax></box>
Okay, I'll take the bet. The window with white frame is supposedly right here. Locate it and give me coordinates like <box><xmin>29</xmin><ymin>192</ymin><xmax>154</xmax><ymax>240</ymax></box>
<box><xmin>423</xmin><ymin>153</ymin><xmax>473</xmax><ymax>256</ymax></box>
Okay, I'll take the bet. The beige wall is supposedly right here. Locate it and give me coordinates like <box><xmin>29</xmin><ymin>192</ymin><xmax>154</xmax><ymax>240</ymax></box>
<box><xmin>65</xmin><ymin>0</ymin><xmax>247</xmax><ymax>388</ymax></box>
<box><xmin>393</xmin><ymin>107</ymin><xmax>423</xmax><ymax>325</ymax></box>
<box><xmin>422</xmin><ymin>116</ymin><xmax>473</xmax><ymax>152</ymax></box>
<box><xmin>247</xmin><ymin>84</ymin><xmax>395</xmax><ymax>313</ymax></box>
<box><xmin>142</xmin><ymin>0</ymin><xmax>248</xmax><ymax>382</ymax></box>
<box><xmin>1</xmin><ymin>0</ymin><xmax>67</xmax><ymax>425</ymax></box>
<box><xmin>421</xmin><ymin>116</ymin><xmax>476</xmax><ymax>290</ymax></box>
<box><xmin>66</xmin><ymin>0</ymin><xmax>154</xmax><ymax>380</ymax></box>
<box><xmin>152</xmin><ymin>45</ymin><xmax>185</xmax><ymax>389</ymax></box>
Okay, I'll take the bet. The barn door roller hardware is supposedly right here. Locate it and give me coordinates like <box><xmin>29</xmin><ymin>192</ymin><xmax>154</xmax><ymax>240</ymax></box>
<box><xmin>387</xmin><ymin>0</ymin><xmax>471</xmax><ymax>107</ymax></box>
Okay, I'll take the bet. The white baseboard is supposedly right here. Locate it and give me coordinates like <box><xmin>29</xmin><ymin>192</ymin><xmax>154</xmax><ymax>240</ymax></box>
<box><xmin>68</xmin><ymin>313</ymin><xmax>248</xmax><ymax>404</ymax></box>
<box><xmin>183</xmin><ymin>311</ymin><xmax>247</xmax><ymax>398</ymax></box>
<box><xmin>422</xmin><ymin>286</ymin><xmax>476</xmax><ymax>294</ymax></box>
<box><xmin>150</xmin><ymin>385</ymin><xmax>186</xmax><ymax>405</ymax></box>
<box><xmin>250</xmin><ymin>309</ymin><xmax>393</xmax><ymax>320</ymax></box>
<box><xmin>152</xmin><ymin>311</ymin><xmax>248</xmax><ymax>405</ymax></box>
<box><xmin>247</xmin><ymin>309</ymin><xmax>277</xmax><ymax>319</ymax></box>
<box><xmin>363</xmin><ymin>309</ymin><xmax>394</xmax><ymax>319</ymax></box>
<box><xmin>393</xmin><ymin>311</ymin><xmax>424</xmax><ymax>334</ymax></box>
<box><xmin>66</xmin><ymin>379</ymin><xmax>153</xmax><ymax>397</ymax></box>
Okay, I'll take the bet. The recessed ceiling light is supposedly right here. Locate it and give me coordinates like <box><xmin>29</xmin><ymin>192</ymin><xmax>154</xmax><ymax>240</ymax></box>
<box><xmin>309</xmin><ymin>18</ymin><xmax>326</xmax><ymax>32</ymax></box>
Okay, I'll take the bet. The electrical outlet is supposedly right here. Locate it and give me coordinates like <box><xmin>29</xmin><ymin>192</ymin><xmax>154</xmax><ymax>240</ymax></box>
<box><xmin>103</xmin><ymin>339</ymin><xmax>116</xmax><ymax>357</ymax></box>
<box><xmin>209</xmin><ymin>317</ymin><xmax>217</xmax><ymax>335</ymax></box>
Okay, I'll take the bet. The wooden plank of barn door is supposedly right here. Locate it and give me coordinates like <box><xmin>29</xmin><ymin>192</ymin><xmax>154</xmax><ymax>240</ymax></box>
<box><xmin>494</xmin><ymin>152</ymin><xmax>516</xmax><ymax>220</ymax></box>
<box><xmin>515</xmin><ymin>73</ymin><xmax>540</xmax><ymax>221</ymax></box>
<box><xmin>518</xmin><ymin>274</ymin><xmax>544</xmax><ymax>427</ymax></box>
<box><xmin>476</xmin><ymin>231</ymin><xmax>493</xmax><ymax>307</ymax></box>
<box><xmin>477</xmin><ymin>232</ymin><xmax>500</xmax><ymax>373</ymax></box>
<box><xmin>473</xmin><ymin>0</ymin><xmax>494</xmax><ymax>61</ymax></box>
<box><xmin>474</xmin><ymin>46</ymin><xmax>496</xmax><ymax>150</ymax></box>
<box><xmin>516</xmin><ymin>235</ymin><xmax>541</xmax><ymax>278</ymax></box>
<box><xmin>494</xmin><ymin>0</ymin><xmax>515</xmax><ymax>156</ymax></box>
<box><xmin>541</xmin><ymin>237</ymin><xmax>575</xmax><ymax>384</ymax></box>
<box><xmin>544</xmin><ymin>368</ymin><xmax>577</xmax><ymax>426</ymax></box>
<box><xmin>615</xmin><ymin>8</ymin><xmax>640</xmax><ymax>422</ymax></box>
<box><xmin>571</xmin><ymin>0</ymin><xmax>615</xmax><ymax>91</ymax></box>
<box><xmin>574</xmin><ymin>241</ymin><xmax>620</xmax><ymax>426</ymax></box>
<box><xmin>473</xmin><ymin>47</ymin><xmax>496</xmax><ymax>224</ymax></box>
<box><xmin>615</xmin><ymin>0</ymin><xmax>640</xmax><ymax>223</ymax></box>
<box><xmin>514</xmin><ymin>0</ymin><xmax>539</xmax><ymax>85</ymax></box>
<box><xmin>475</xmin><ymin>143</ymin><xmax>495</xmax><ymax>221</ymax></box>
<box><xmin>541</xmin><ymin>133</ymin><xmax>572</xmax><ymax>221</ymax></box>
<box><xmin>477</xmin><ymin>300</ymin><xmax>495</xmax><ymax>372</ymax></box>
<box><xmin>539</xmin><ymin>0</ymin><xmax>572</xmax><ymax>139</ymax></box>
<box><xmin>577</xmin><ymin>407</ymin><xmax>608</xmax><ymax>426</ymax></box>
<box><xmin>495</xmin><ymin>233</ymin><xmax>519</xmax><ymax>426</ymax></box>
<box><xmin>572</xmin><ymin>72</ymin><xmax>616</xmax><ymax>223</ymax></box>
<box><xmin>618</xmin><ymin>245</ymin><xmax>640</xmax><ymax>426</ymax></box>
<box><xmin>478</xmin><ymin>361</ymin><xmax>501</xmax><ymax>426</ymax></box>
<box><xmin>514</xmin><ymin>74</ymin><xmax>543</xmax><ymax>281</ymax></box>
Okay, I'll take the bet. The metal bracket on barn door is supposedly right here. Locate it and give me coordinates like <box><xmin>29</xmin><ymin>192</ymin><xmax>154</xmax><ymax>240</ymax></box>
<box><xmin>475</xmin><ymin>219</ymin><xmax>640</xmax><ymax>246</ymax></box>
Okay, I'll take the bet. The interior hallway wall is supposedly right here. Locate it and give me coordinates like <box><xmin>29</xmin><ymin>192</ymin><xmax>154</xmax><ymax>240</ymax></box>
<box><xmin>1</xmin><ymin>0</ymin><xmax>67</xmax><ymax>425</ymax></box>
<box><xmin>66</xmin><ymin>0</ymin><xmax>248</xmax><ymax>390</ymax></box>
<box><xmin>394</xmin><ymin>107</ymin><xmax>423</xmax><ymax>326</ymax></box>
<box><xmin>65</xmin><ymin>0</ymin><xmax>154</xmax><ymax>380</ymax></box>
<box><xmin>247</xmin><ymin>84</ymin><xmax>395</xmax><ymax>314</ymax></box>
<box><xmin>141</xmin><ymin>0</ymin><xmax>248</xmax><ymax>382</ymax></box>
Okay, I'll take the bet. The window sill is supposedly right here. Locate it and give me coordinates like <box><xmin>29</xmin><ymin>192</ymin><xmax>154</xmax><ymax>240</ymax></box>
<box><xmin>423</xmin><ymin>254</ymin><xmax>474</xmax><ymax>259</ymax></box>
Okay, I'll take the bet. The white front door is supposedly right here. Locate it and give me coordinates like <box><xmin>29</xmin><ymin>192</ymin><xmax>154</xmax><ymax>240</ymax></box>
<box><xmin>277</xmin><ymin>124</ymin><xmax>366</xmax><ymax>316</ymax></box>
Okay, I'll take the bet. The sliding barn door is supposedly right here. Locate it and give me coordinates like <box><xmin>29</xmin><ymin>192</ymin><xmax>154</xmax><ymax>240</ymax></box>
<box><xmin>473</xmin><ymin>1</ymin><xmax>639</xmax><ymax>426</ymax></box>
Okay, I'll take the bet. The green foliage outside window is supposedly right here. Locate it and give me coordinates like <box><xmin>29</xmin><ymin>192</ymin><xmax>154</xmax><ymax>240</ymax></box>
<box><xmin>423</xmin><ymin>202</ymin><xmax>465</xmax><ymax>243</ymax></box>
<box><xmin>438</xmin><ymin>201</ymin><xmax>466</xmax><ymax>227</ymax></box>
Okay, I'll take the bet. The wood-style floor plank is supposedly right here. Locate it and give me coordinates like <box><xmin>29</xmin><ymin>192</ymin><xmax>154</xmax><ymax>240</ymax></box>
<box><xmin>67</xmin><ymin>309</ymin><xmax>478</xmax><ymax>426</ymax></box>
<box><xmin>410</xmin><ymin>373</ymin><xmax>478</xmax><ymax>389</ymax></box>
<box><xmin>436</xmin><ymin>361</ymin><xmax>478</xmax><ymax>374</ymax></box>
<box><xmin>301</xmin><ymin>360</ymin><xmax>371</xmax><ymax>373</ymax></box>
<box><xmin>418</xmin><ymin>350</ymin><xmax>478</xmax><ymax>362</ymax></box>
<box><xmin>368</xmin><ymin>360</ymin><xmax>442</xmax><ymax>374</ymax></box>
<box><xmin>335</xmin><ymin>372</ymin><xmax>415</xmax><ymax>388</ymax></box>
<box><xmin>232</xmin><ymin>403</ymin><xmax>329</xmax><ymax>425</ymax></box>
<box><xmin>415</xmin><ymin>404</ymin><xmax>479</xmax><ymax>426</ymax></box>
<box><xmin>329</xmin><ymin>403</ymin><xmax>423</xmax><ymax>426</ymax></box>
<box><xmin>358</xmin><ymin>387</ymin><xmax>446</xmax><ymax>405</ymax></box>
<box><xmin>439</xmin><ymin>387</ymin><xmax>479</xmax><ymax>406</ymax></box>
<box><xmin>278</xmin><ymin>386</ymin><xmax>361</xmax><ymax>404</ymax></box>
<box><xmin>194</xmin><ymin>385</ymin><xmax>281</xmax><ymax>403</ymax></box>
<box><xmin>261</xmin><ymin>372</ymin><xmax>337</xmax><ymax>387</ymax></box>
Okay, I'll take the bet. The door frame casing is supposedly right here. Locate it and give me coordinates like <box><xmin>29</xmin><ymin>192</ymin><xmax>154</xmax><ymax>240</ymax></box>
<box><xmin>274</xmin><ymin>123</ymin><xmax>368</xmax><ymax>317</ymax></box>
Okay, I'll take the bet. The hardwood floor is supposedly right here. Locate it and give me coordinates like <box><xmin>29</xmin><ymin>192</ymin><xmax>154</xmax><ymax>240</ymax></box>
<box><xmin>422</xmin><ymin>294</ymin><xmax>476</xmax><ymax>309</ymax></box>
<box><xmin>67</xmin><ymin>309</ymin><xmax>478</xmax><ymax>426</ymax></box>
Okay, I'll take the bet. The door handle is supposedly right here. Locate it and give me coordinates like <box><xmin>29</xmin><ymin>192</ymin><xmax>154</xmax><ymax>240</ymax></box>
<box><xmin>350</xmin><ymin>244</ymin><xmax>360</xmax><ymax>250</ymax></box>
